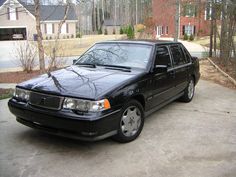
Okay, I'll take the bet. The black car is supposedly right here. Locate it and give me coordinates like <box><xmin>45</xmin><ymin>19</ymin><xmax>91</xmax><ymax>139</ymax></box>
<box><xmin>8</xmin><ymin>40</ymin><xmax>200</xmax><ymax>143</ymax></box>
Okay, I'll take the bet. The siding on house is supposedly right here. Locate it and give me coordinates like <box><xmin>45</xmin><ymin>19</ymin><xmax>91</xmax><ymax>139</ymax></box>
<box><xmin>0</xmin><ymin>4</ymin><xmax>36</xmax><ymax>38</ymax></box>
<box><xmin>152</xmin><ymin>0</ymin><xmax>211</xmax><ymax>38</ymax></box>
<box><xmin>0</xmin><ymin>0</ymin><xmax>77</xmax><ymax>40</ymax></box>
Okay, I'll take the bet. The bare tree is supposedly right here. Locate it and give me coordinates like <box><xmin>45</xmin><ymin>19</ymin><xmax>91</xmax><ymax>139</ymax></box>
<box><xmin>34</xmin><ymin>0</ymin><xmax>46</xmax><ymax>73</ymax></box>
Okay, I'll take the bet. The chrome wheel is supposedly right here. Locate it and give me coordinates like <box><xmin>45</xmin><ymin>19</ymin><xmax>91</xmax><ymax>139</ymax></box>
<box><xmin>188</xmin><ymin>80</ymin><xmax>194</xmax><ymax>99</ymax></box>
<box><xmin>120</xmin><ymin>106</ymin><xmax>141</xmax><ymax>137</ymax></box>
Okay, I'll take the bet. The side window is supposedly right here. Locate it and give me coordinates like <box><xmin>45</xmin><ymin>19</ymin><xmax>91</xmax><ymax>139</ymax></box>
<box><xmin>155</xmin><ymin>46</ymin><xmax>171</xmax><ymax>67</ymax></box>
<box><xmin>181</xmin><ymin>45</ymin><xmax>191</xmax><ymax>63</ymax></box>
<box><xmin>170</xmin><ymin>45</ymin><xmax>186</xmax><ymax>66</ymax></box>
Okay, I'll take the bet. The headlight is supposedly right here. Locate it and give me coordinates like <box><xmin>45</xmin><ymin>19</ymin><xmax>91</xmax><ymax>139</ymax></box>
<box><xmin>63</xmin><ymin>98</ymin><xmax>111</xmax><ymax>112</ymax></box>
<box><xmin>14</xmin><ymin>87</ymin><xmax>30</xmax><ymax>102</ymax></box>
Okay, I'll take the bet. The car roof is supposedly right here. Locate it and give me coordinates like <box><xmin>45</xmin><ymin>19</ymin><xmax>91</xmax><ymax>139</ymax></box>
<box><xmin>96</xmin><ymin>39</ymin><xmax>181</xmax><ymax>46</ymax></box>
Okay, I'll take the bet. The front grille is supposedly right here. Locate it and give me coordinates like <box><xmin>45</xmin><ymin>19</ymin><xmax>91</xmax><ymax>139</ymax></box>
<box><xmin>29</xmin><ymin>92</ymin><xmax>64</xmax><ymax>110</ymax></box>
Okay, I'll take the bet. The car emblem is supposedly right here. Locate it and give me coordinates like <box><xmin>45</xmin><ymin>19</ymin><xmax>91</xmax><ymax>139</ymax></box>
<box><xmin>40</xmin><ymin>97</ymin><xmax>46</xmax><ymax>105</ymax></box>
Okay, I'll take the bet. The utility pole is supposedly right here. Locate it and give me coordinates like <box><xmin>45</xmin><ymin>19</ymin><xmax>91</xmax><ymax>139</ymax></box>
<box><xmin>174</xmin><ymin>0</ymin><xmax>180</xmax><ymax>42</ymax></box>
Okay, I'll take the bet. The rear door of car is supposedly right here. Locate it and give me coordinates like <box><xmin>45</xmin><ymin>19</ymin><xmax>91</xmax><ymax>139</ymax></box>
<box><xmin>169</xmin><ymin>44</ymin><xmax>191</xmax><ymax>94</ymax></box>
<box><xmin>148</xmin><ymin>45</ymin><xmax>176</xmax><ymax>108</ymax></box>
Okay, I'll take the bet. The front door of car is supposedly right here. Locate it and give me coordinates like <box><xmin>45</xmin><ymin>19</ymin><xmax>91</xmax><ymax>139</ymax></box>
<box><xmin>169</xmin><ymin>45</ymin><xmax>189</xmax><ymax>94</ymax></box>
<box><xmin>148</xmin><ymin>45</ymin><xmax>176</xmax><ymax>109</ymax></box>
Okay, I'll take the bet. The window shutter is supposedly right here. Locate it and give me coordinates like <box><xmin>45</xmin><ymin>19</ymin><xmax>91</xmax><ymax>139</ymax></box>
<box><xmin>44</xmin><ymin>24</ymin><xmax>47</xmax><ymax>34</ymax></box>
<box><xmin>7</xmin><ymin>8</ymin><xmax>10</xmax><ymax>20</ymax></box>
<box><xmin>182</xmin><ymin>26</ymin><xmax>185</xmax><ymax>35</ymax></box>
<box><xmin>16</xmin><ymin>8</ymin><xmax>18</xmax><ymax>20</ymax></box>
<box><xmin>66</xmin><ymin>23</ymin><xmax>69</xmax><ymax>33</ymax></box>
<box><xmin>52</xmin><ymin>24</ymin><xmax>54</xmax><ymax>33</ymax></box>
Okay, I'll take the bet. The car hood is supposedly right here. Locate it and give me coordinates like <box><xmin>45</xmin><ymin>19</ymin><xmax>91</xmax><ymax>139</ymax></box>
<box><xmin>18</xmin><ymin>66</ymin><xmax>144</xmax><ymax>99</ymax></box>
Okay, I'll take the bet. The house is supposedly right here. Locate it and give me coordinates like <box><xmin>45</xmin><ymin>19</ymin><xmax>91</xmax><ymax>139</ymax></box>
<box><xmin>103</xmin><ymin>19</ymin><xmax>121</xmax><ymax>35</ymax></box>
<box><xmin>0</xmin><ymin>0</ymin><xmax>77</xmax><ymax>40</ymax></box>
<box><xmin>152</xmin><ymin>0</ymin><xmax>212</xmax><ymax>38</ymax></box>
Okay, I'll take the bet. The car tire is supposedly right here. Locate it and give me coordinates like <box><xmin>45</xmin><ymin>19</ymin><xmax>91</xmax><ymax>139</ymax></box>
<box><xmin>112</xmin><ymin>100</ymin><xmax>144</xmax><ymax>143</ymax></box>
<box><xmin>180</xmin><ymin>77</ymin><xmax>195</xmax><ymax>103</ymax></box>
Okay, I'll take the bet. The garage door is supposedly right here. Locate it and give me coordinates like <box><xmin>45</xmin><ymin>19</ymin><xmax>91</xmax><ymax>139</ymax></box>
<box><xmin>0</xmin><ymin>28</ymin><xmax>27</xmax><ymax>40</ymax></box>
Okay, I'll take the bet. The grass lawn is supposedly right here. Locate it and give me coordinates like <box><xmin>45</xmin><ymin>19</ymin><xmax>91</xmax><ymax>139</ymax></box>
<box><xmin>43</xmin><ymin>35</ymin><xmax>125</xmax><ymax>57</ymax></box>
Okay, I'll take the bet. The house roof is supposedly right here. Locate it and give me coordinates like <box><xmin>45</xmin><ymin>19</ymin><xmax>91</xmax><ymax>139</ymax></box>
<box><xmin>104</xmin><ymin>19</ymin><xmax>121</xmax><ymax>26</ymax></box>
<box><xmin>0</xmin><ymin>0</ymin><xmax>7</xmax><ymax>6</ymax></box>
<box><xmin>0</xmin><ymin>0</ymin><xmax>77</xmax><ymax>21</ymax></box>
<box><xmin>22</xmin><ymin>4</ymin><xmax>77</xmax><ymax>21</ymax></box>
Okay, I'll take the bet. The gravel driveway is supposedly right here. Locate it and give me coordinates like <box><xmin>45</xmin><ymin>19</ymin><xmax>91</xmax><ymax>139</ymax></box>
<box><xmin>0</xmin><ymin>80</ymin><xmax>236</xmax><ymax>177</ymax></box>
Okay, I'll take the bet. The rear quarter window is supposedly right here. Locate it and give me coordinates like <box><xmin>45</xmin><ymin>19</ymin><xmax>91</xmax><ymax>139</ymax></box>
<box><xmin>170</xmin><ymin>45</ymin><xmax>187</xmax><ymax>66</ymax></box>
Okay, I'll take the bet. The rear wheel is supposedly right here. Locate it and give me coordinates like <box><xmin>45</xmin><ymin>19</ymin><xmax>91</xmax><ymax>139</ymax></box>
<box><xmin>113</xmin><ymin>100</ymin><xmax>144</xmax><ymax>143</ymax></box>
<box><xmin>180</xmin><ymin>77</ymin><xmax>195</xmax><ymax>102</ymax></box>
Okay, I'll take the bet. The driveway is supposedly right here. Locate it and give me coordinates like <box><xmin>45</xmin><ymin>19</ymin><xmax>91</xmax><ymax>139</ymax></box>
<box><xmin>0</xmin><ymin>80</ymin><xmax>236</xmax><ymax>177</ymax></box>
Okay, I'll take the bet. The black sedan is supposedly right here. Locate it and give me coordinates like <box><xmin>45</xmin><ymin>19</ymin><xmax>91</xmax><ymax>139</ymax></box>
<box><xmin>8</xmin><ymin>40</ymin><xmax>200</xmax><ymax>143</ymax></box>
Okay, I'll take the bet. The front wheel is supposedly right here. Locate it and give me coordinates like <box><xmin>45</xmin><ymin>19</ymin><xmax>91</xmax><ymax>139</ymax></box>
<box><xmin>113</xmin><ymin>100</ymin><xmax>144</xmax><ymax>143</ymax></box>
<box><xmin>180</xmin><ymin>77</ymin><xmax>195</xmax><ymax>103</ymax></box>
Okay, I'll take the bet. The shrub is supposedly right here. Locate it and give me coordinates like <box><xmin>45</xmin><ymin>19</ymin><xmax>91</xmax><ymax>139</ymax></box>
<box><xmin>104</xmin><ymin>28</ymin><xmax>108</xmax><ymax>35</ymax></box>
<box><xmin>13</xmin><ymin>41</ymin><xmax>37</xmax><ymax>73</ymax></box>
<box><xmin>98</xmin><ymin>28</ymin><xmax>103</xmax><ymax>35</ymax></box>
<box><xmin>189</xmin><ymin>34</ymin><xmax>194</xmax><ymax>41</ymax></box>
<box><xmin>49</xmin><ymin>36</ymin><xmax>52</xmax><ymax>40</ymax></box>
<box><xmin>120</xmin><ymin>28</ymin><xmax>124</xmax><ymax>34</ymax></box>
<box><xmin>71</xmin><ymin>34</ymin><xmax>74</xmax><ymax>38</ymax></box>
<box><xmin>76</xmin><ymin>32</ymin><xmax>82</xmax><ymax>38</ymax></box>
<box><xmin>122</xmin><ymin>26</ymin><xmax>129</xmax><ymax>34</ymax></box>
<box><xmin>183</xmin><ymin>33</ymin><xmax>188</xmax><ymax>40</ymax></box>
<box><xmin>135</xmin><ymin>24</ymin><xmax>145</xmax><ymax>32</ymax></box>
<box><xmin>127</xmin><ymin>25</ymin><xmax>135</xmax><ymax>39</ymax></box>
<box><xmin>113</xmin><ymin>28</ymin><xmax>116</xmax><ymax>34</ymax></box>
<box><xmin>67</xmin><ymin>35</ymin><xmax>70</xmax><ymax>39</ymax></box>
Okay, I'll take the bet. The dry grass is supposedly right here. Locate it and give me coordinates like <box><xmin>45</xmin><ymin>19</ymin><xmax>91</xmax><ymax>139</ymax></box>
<box><xmin>200</xmin><ymin>59</ymin><xmax>236</xmax><ymax>90</ymax></box>
<box><xmin>43</xmin><ymin>35</ymin><xmax>126</xmax><ymax>57</ymax></box>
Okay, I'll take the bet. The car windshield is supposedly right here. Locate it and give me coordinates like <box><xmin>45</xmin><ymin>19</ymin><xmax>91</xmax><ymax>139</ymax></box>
<box><xmin>75</xmin><ymin>43</ymin><xmax>152</xmax><ymax>69</ymax></box>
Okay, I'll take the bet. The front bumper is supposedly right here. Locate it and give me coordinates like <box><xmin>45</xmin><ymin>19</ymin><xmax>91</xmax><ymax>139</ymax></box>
<box><xmin>8</xmin><ymin>99</ymin><xmax>121</xmax><ymax>141</ymax></box>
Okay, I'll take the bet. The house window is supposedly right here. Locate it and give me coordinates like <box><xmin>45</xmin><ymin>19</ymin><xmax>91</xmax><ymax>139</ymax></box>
<box><xmin>46</xmin><ymin>23</ymin><xmax>53</xmax><ymax>34</ymax></box>
<box><xmin>8</xmin><ymin>1</ymin><xmax>17</xmax><ymax>20</ymax></box>
<box><xmin>183</xmin><ymin>3</ymin><xmax>197</xmax><ymax>17</ymax></box>
<box><xmin>156</xmin><ymin>26</ymin><xmax>163</xmax><ymax>36</ymax></box>
<box><xmin>61</xmin><ymin>23</ymin><xmax>67</xmax><ymax>34</ymax></box>
<box><xmin>166</xmin><ymin>26</ymin><xmax>169</xmax><ymax>35</ymax></box>
<box><xmin>183</xmin><ymin>25</ymin><xmax>195</xmax><ymax>36</ymax></box>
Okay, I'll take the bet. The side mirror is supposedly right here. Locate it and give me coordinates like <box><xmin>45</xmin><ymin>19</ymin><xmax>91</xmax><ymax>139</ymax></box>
<box><xmin>73</xmin><ymin>59</ymin><xmax>77</xmax><ymax>65</ymax></box>
<box><xmin>155</xmin><ymin>65</ymin><xmax>168</xmax><ymax>73</ymax></box>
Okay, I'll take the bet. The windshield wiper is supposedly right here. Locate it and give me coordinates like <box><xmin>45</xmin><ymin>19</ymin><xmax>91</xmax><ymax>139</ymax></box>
<box><xmin>97</xmin><ymin>64</ymin><xmax>131</xmax><ymax>70</ymax></box>
<box><xmin>74</xmin><ymin>63</ymin><xmax>96</xmax><ymax>68</ymax></box>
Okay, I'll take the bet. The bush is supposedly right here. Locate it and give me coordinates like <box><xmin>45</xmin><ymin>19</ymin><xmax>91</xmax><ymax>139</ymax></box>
<box><xmin>120</xmin><ymin>28</ymin><xmax>123</xmax><ymax>34</ymax></box>
<box><xmin>13</xmin><ymin>41</ymin><xmax>37</xmax><ymax>73</ymax></box>
<box><xmin>76</xmin><ymin>32</ymin><xmax>82</xmax><ymax>38</ymax></box>
<box><xmin>113</xmin><ymin>28</ymin><xmax>116</xmax><ymax>35</ymax></box>
<box><xmin>104</xmin><ymin>28</ymin><xmax>108</xmax><ymax>35</ymax></box>
<box><xmin>122</xmin><ymin>26</ymin><xmax>129</xmax><ymax>34</ymax></box>
<box><xmin>98</xmin><ymin>28</ymin><xmax>103</xmax><ymax>35</ymax></box>
<box><xmin>183</xmin><ymin>33</ymin><xmax>188</xmax><ymax>40</ymax></box>
<box><xmin>67</xmin><ymin>35</ymin><xmax>70</xmax><ymax>39</ymax></box>
<box><xmin>189</xmin><ymin>34</ymin><xmax>194</xmax><ymax>41</ymax></box>
<box><xmin>71</xmin><ymin>34</ymin><xmax>74</xmax><ymax>38</ymax></box>
<box><xmin>127</xmin><ymin>25</ymin><xmax>135</xmax><ymax>39</ymax></box>
<box><xmin>135</xmin><ymin>24</ymin><xmax>145</xmax><ymax>32</ymax></box>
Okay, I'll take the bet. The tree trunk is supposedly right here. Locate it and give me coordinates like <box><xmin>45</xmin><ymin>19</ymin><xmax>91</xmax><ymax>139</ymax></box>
<box><xmin>220</xmin><ymin>0</ymin><xmax>229</xmax><ymax>65</ymax></box>
<box><xmin>34</xmin><ymin>0</ymin><xmax>45</xmax><ymax>73</ymax></box>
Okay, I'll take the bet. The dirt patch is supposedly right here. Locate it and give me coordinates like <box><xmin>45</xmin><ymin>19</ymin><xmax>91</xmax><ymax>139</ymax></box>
<box><xmin>0</xmin><ymin>70</ymin><xmax>41</xmax><ymax>83</ymax></box>
<box><xmin>200</xmin><ymin>59</ymin><xmax>236</xmax><ymax>90</ymax></box>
